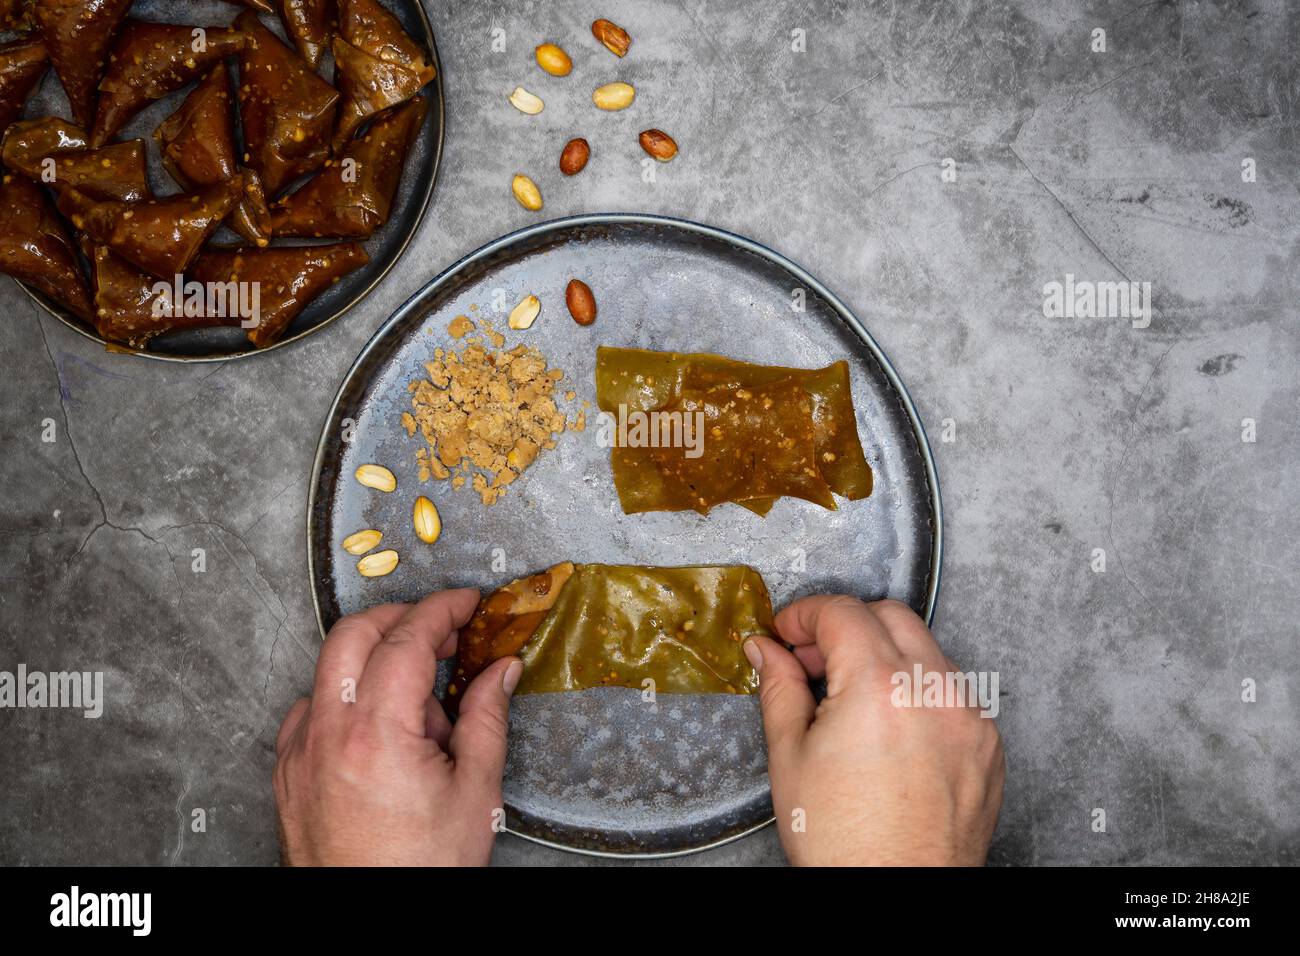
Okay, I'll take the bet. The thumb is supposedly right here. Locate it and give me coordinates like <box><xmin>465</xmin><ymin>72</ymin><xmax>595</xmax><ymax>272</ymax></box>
<box><xmin>448</xmin><ymin>656</ymin><xmax>521</xmax><ymax>793</ymax></box>
<box><xmin>745</xmin><ymin>635</ymin><xmax>815</xmax><ymax>767</ymax></box>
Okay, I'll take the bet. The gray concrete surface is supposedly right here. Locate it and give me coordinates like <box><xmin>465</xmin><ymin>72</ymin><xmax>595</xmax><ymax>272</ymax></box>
<box><xmin>2</xmin><ymin>0</ymin><xmax>1297</xmax><ymax>866</ymax></box>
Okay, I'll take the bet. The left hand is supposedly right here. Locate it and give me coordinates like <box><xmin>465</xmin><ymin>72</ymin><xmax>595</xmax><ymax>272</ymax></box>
<box><xmin>273</xmin><ymin>588</ymin><xmax>522</xmax><ymax>866</ymax></box>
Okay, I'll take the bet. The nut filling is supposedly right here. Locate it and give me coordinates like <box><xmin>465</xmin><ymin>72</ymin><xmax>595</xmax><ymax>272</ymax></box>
<box><xmin>403</xmin><ymin>322</ymin><xmax>573</xmax><ymax>506</ymax></box>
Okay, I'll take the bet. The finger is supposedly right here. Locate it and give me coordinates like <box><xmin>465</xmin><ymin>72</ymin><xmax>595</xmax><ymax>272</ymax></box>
<box><xmin>774</xmin><ymin>594</ymin><xmax>903</xmax><ymax>694</ymax></box>
<box><xmin>744</xmin><ymin>636</ymin><xmax>815</xmax><ymax>767</ymax></box>
<box><xmin>356</xmin><ymin>588</ymin><xmax>479</xmax><ymax>735</ymax></box>
<box><xmin>425</xmin><ymin>695</ymin><xmax>453</xmax><ymax>750</ymax></box>
<box><xmin>449</xmin><ymin>657</ymin><xmax>521</xmax><ymax>793</ymax></box>
<box><xmin>313</xmin><ymin>603</ymin><xmax>412</xmax><ymax>709</ymax></box>
<box><xmin>275</xmin><ymin>698</ymin><xmax>310</xmax><ymax>755</ymax></box>
<box><xmin>792</xmin><ymin>643</ymin><xmax>826</xmax><ymax>679</ymax></box>
<box><xmin>865</xmin><ymin>599</ymin><xmax>946</xmax><ymax>666</ymax></box>
<box><xmin>425</xmin><ymin>632</ymin><xmax>459</xmax><ymax>747</ymax></box>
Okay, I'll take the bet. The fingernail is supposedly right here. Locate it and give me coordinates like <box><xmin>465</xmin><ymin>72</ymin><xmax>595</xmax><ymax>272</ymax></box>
<box><xmin>743</xmin><ymin>637</ymin><xmax>764</xmax><ymax>670</ymax></box>
<box><xmin>502</xmin><ymin>659</ymin><xmax>524</xmax><ymax>696</ymax></box>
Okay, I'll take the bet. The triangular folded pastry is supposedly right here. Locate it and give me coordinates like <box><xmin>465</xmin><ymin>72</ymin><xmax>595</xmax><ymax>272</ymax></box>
<box><xmin>34</xmin><ymin>0</ymin><xmax>132</xmax><ymax>129</ymax></box>
<box><xmin>236</xmin><ymin>10</ymin><xmax>338</xmax><ymax>198</ymax></box>
<box><xmin>57</xmin><ymin>175</ymin><xmax>243</xmax><ymax>278</ymax></box>
<box><xmin>153</xmin><ymin>63</ymin><xmax>271</xmax><ymax>247</ymax></box>
<box><xmin>270</xmin><ymin>96</ymin><xmax>424</xmax><ymax>238</ymax></box>
<box><xmin>0</xmin><ymin>171</ymin><xmax>93</xmax><ymax>321</ymax></box>
<box><xmin>275</xmin><ymin>0</ymin><xmax>332</xmax><ymax>68</ymax></box>
<box><xmin>89</xmin><ymin>20</ymin><xmax>245</xmax><ymax>147</ymax></box>
<box><xmin>155</xmin><ymin>62</ymin><xmax>234</xmax><ymax>189</ymax></box>
<box><xmin>2</xmin><ymin>116</ymin><xmax>149</xmax><ymax>202</ymax></box>
<box><xmin>331</xmin><ymin>0</ymin><xmax>435</xmax><ymax>150</ymax></box>
<box><xmin>82</xmin><ymin>240</ymin><xmax>241</xmax><ymax>348</ymax></box>
<box><xmin>0</xmin><ymin>36</ymin><xmax>48</xmax><ymax>132</ymax></box>
<box><xmin>190</xmin><ymin>241</ymin><xmax>369</xmax><ymax>347</ymax></box>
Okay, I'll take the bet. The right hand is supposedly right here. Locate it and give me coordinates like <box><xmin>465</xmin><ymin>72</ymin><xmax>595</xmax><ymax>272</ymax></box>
<box><xmin>744</xmin><ymin>596</ymin><xmax>1004</xmax><ymax>866</ymax></box>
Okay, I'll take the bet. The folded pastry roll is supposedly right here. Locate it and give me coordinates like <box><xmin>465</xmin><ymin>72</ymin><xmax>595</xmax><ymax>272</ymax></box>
<box><xmin>0</xmin><ymin>36</ymin><xmax>48</xmax><ymax>132</ymax></box>
<box><xmin>595</xmin><ymin>347</ymin><xmax>874</xmax><ymax>515</ymax></box>
<box><xmin>450</xmin><ymin>563</ymin><xmax>576</xmax><ymax>709</ymax></box>
<box><xmin>446</xmin><ymin>563</ymin><xmax>774</xmax><ymax>710</ymax></box>
<box><xmin>270</xmin><ymin>95</ymin><xmax>424</xmax><ymax>238</ymax></box>
<box><xmin>2</xmin><ymin>117</ymin><xmax>149</xmax><ymax>202</ymax></box>
<box><xmin>90</xmin><ymin>20</ymin><xmax>245</xmax><ymax>147</ymax></box>
<box><xmin>275</xmin><ymin>0</ymin><xmax>332</xmax><ymax>69</ymax></box>
<box><xmin>154</xmin><ymin>63</ymin><xmax>271</xmax><ymax>246</ymax></box>
<box><xmin>331</xmin><ymin>0</ymin><xmax>435</xmax><ymax>150</ymax></box>
<box><xmin>190</xmin><ymin>242</ymin><xmax>368</xmax><ymax>348</ymax></box>
<box><xmin>82</xmin><ymin>240</ymin><xmax>241</xmax><ymax>348</ymax></box>
<box><xmin>0</xmin><ymin>172</ymin><xmax>93</xmax><ymax>321</ymax></box>
<box><xmin>34</xmin><ymin>0</ymin><xmax>132</xmax><ymax>129</ymax></box>
<box><xmin>236</xmin><ymin>10</ymin><xmax>338</xmax><ymax>199</ymax></box>
<box><xmin>57</xmin><ymin>175</ymin><xmax>244</xmax><ymax>278</ymax></box>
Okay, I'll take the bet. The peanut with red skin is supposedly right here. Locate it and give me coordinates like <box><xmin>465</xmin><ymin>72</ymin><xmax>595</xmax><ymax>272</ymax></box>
<box><xmin>565</xmin><ymin>279</ymin><xmax>597</xmax><ymax>326</ymax></box>
<box><xmin>639</xmin><ymin>129</ymin><xmax>678</xmax><ymax>162</ymax></box>
<box><xmin>591</xmin><ymin>19</ymin><xmax>631</xmax><ymax>58</ymax></box>
<box><xmin>560</xmin><ymin>138</ymin><xmax>590</xmax><ymax>175</ymax></box>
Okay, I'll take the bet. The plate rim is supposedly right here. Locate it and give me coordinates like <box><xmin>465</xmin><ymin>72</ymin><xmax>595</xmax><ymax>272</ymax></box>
<box><xmin>305</xmin><ymin>211</ymin><xmax>946</xmax><ymax>859</ymax></box>
<box><xmin>15</xmin><ymin>0</ymin><xmax>446</xmax><ymax>363</ymax></box>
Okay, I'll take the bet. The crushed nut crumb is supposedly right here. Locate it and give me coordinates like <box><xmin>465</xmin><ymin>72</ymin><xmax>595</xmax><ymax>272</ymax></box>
<box><xmin>406</xmin><ymin>338</ymin><xmax>568</xmax><ymax>505</ymax></box>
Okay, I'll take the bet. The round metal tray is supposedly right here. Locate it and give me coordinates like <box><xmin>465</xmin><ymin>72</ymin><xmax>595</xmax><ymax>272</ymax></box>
<box><xmin>307</xmin><ymin>214</ymin><xmax>943</xmax><ymax>857</ymax></box>
<box><xmin>11</xmin><ymin>0</ymin><xmax>443</xmax><ymax>361</ymax></box>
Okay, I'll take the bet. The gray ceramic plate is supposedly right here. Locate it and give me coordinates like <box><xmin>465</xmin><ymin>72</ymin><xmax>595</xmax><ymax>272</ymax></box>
<box><xmin>307</xmin><ymin>214</ymin><xmax>943</xmax><ymax>856</ymax></box>
<box><xmin>11</xmin><ymin>0</ymin><xmax>442</xmax><ymax>361</ymax></box>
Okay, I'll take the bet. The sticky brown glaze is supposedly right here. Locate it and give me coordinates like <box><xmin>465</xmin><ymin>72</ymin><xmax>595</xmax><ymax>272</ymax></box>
<box><xmin>236</xmin><ymin>10</ymin><xmax>338</xmax><ymax>198</ymax></box>
<box><xmin>2</xmin><ymin>0</ymin><xmax>38</xmax><ymax>33</ymax></box>
<box><xmin>81</xmin><ymin>239</ymin><xmax>241</xmax><ymax>348</ymax></box>
<box><xmin>2</xmin><ymin>117</ymin><xmax>149</xmax><ymax>202</ymax></box>
<box><xmin>90</xmin><ymin>20</ymin><xmax>245</xmax><ymax>147</ymax></box>
<box><xmin>275</xmin><ymin>0</ymin><xmax>332</xmax><ymax>68</ymax></box>
<box><xmin>445</xmin><ymin>563</ymin><xmax>575</xmax><ymax>714</ymax></box>
<box><xmin>155</xmin><ymin>62</ymin><xmax>235</xmax><ymax>189</ymax></box>
<box><xmin>0</xmin><ymin>171</ymin><xmax>93</xmax><ymax>320</ymax></box>
<box><xmin>34</xmin><ymin>0</ymin><xmax>132</xmax><ymax>129</ymax></box>
<box><xmin>57</xmin><ymin>175</ymin><xmax>243</xmax><ymax>278</ymax></box>
<box><xmin>153</xmin><ymin>63</ymin><xmax>271</xmax><ymax>247</ymax></box>
<box><xmin>270</xmin><ymin>95</ymin><xmax>424</xmax><ymax>239</ymax></box>
<box><xmin>595</xmin><ymin>347</ymin><xmax>875</xmax><ymax>516</ymax></box>
<box><xmin>218</xmin><ymin>0</ymin><xmax>273</xmax><ymax>13</ymax></box>
<box><xmin>190</xmin><ymin>241</ymin><xmax>368</xmax><ymax>347</ymax></box>
<box><xmin>226</xmin><ymin>169</ymin><xmax>273</xmax><ymax>247</ymax></box>
<box><xmin>0</xmin><ymin>36</ymin><xmax>48</xmax><ymax>131</ymax></box>
<box><xmin>331</xmin><ymin>0</ymin><xmax>435</xmax><ymax>151</ymax></box>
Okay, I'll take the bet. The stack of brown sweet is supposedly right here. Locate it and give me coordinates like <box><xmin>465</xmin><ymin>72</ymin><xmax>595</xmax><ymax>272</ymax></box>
<box><xmin>0</xmin><ymin>0</ymin><xmax>434</xmax><ymax>350</ymax></box>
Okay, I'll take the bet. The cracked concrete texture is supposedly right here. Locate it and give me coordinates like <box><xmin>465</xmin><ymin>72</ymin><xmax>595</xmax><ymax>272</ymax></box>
<box><xmin>1</xmin><ymin>0</ymin><xmax>1297</xmax><ymax>865</ymax></box>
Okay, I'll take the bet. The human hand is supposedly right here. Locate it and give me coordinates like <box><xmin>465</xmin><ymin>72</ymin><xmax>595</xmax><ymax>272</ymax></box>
<box><xmin>744</xmin><ymin>596</ymin><xmax>1004</xmax><ymax>866</ymax></box>
<box><xmin>273</xmin><ymin>588</ymin><xmax>522</xmax><ymax>866</ymax></box>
